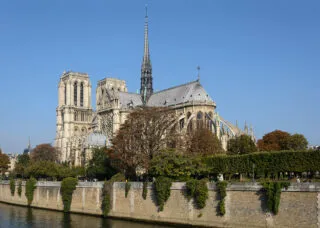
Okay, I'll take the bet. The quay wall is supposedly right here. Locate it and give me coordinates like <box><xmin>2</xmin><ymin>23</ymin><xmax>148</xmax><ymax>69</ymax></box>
<box><xmin>0</xmin><ymin>181</ymin><xmax>319</xmax><ymax>228</ymax></box>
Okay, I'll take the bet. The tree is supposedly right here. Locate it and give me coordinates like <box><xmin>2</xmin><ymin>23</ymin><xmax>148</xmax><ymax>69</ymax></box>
<box><xmin>30</xmin><ymin>144</ymin><xmax>57</xmax><ymax>162</ymax></box>
<box><xmin>288</xmin><ymin>134</ymin><xmax>308</xmax><ymax>151</ymax></box>
<box><xmin>149</xmin><ymin>149</ymin><xmax>198</xmax><ymax>180</ymax></box>
<box><xmin>257</xmin><ymin>130</ymin><xmax>291</xmax><ymax>151</ymax></box>
<box><xmin>0</xmin><ymin>149</ymin><xmax>10</xmax><ymax>175</ymax></box>
<box><xmin>86</xmin><ymin>147</ymin><xmax>117</xmax><ymax>180</ymax></box>
<box><xmin>112</xmin><ymin>107</ymin><xmax>177</xmax><ymax>178</ymax></box>
<box><xmin>14</xmin><ymin>154</ymin><xmax>30</xmax><ymax>178</ymax></box>
<box><xmin>187</xmin><ymin>128</ymin><xmax>223</xmax><ymax>156</ymax></box>
<box><xmin>227</xmin><ymin>134</ymin><xmax>257</xmax><ymax>155</ymax></box>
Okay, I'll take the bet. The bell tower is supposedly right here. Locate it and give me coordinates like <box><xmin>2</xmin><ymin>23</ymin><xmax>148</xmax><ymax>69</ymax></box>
<box><xmin>55</xmin><ymin>71</ymin><xmax>93</xmax><ymax>166</ymax></box>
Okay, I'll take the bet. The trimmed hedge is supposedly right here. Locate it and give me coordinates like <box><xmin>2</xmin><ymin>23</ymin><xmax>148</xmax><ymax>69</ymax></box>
<box><xmin>204</xmin><ymin>150</ymin><xmax>320</xmax><ymax>175</ymax></box>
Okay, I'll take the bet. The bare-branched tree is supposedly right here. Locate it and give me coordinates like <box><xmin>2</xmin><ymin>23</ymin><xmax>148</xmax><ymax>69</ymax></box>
<box><xmin>111</xmin><ymin>107</ymin><xmax>178</xmax><ymax>178</ymax></box>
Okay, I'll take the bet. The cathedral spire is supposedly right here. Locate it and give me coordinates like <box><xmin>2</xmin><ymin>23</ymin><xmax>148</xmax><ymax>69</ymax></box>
<box><xmin>140</xmin><ymin>4</ymin><xmax>153</xmax><ymax>104</ymax></box>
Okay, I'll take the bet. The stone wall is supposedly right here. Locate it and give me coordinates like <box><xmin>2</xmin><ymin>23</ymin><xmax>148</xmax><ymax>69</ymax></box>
<box><xmin>0</xmin><ymin>181</ymin><xmax>319</xmax><ymax>228</ymax></box>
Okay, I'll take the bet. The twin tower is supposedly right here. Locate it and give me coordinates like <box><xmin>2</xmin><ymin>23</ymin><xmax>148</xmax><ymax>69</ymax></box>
<box><xmin>55</xmin><ymin>8</ymin><xmax>154</xmax><ymax>165</ymax></box>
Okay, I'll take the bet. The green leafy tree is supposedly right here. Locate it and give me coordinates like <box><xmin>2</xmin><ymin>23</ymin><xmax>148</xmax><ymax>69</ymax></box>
<box><xmin>14</xmin><ymin>154</ymin><xmax>30</xmax><ymax>178</ymax></box>
<box><xmin>0</xmin><ymin>149</ymin><xmax>10</xmax><ymax>175</ymax></box>
<box><xmin>227</xmin><ymin>135</ymin><xmax>257</xmax><ymax>155</ymax></box>
<box><xmin>24</xmin><ymin>161</ymin><xmax>84</xmax><ymax>180</ymax></box>
<box><xmin>288</xmin><ymin>134</ymin><xmax>308</xmax><ymax>151</ymax></box>
<box><xmin>30</xmin><ymin>144</ymin><xmax>58</xmax><ymax>162</ymax></box>
<box><xmin>149</xmin><ymin>149</ymin><xmax>199</xmax><ymax>180</ymax></box>
<box><xmin>257</xmin><ymin>130</ymin><xmax>291</xmax><ymax>151</ymax></box>
<box><xmin>86</xmin><ymin>147</ymin><xmax>117</xmax><ymax>180</ymax></box>
<box><xmin>187</xmin><ymin>128</ymin><xmax>223</xmax><ymax>156</ymax></box>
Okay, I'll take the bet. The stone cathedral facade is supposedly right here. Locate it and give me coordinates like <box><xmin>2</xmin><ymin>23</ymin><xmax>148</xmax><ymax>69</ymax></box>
<box><xmin>55</xmin><ymin>10</ymin><xmax>255</xmax><ymax>166</ymax></box>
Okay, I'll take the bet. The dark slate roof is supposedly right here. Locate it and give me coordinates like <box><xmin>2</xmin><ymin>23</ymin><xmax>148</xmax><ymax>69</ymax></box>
<box><xmin>147</xmin><ymin>81</ymin><xmax>213</xmax><ymax>107</ymax></box>
<box><xmin>118</xmin><ymin>92</ymin><xmax>143</xmax><ymax>109</ymax></box>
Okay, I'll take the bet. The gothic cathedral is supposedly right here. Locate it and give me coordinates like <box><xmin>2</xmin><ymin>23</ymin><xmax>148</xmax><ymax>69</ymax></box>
<box><xmin>55</xmin><ymin>9</ymin><xmax>255</xmax><ymax>166</ymax></box>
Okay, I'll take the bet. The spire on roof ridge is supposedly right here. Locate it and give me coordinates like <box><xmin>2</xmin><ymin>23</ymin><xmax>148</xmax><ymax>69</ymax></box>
<box><xmin>140</xmin><ymin>4</ymin><xmax>153</xmax><ymax>104</ymax></box>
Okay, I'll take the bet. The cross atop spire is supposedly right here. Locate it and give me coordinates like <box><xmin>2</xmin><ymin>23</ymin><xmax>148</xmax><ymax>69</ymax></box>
<box><xmin>140</xmin><ymin>4</ymin><xmax>153</xmax><ymax>104</ymax></box>
<box><xmin>197</xmin><ymin>66</ymin><xmax>200</xmax><ymax>81</ymax></box>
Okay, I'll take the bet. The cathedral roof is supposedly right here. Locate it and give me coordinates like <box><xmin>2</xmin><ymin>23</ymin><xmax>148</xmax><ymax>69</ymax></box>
<box><xmin>118</xmin><ymin>92</ymin><xmax>143</xmax><ymax>109</ymax></box>
<box><xmin>146</xmin><ymin>80</ymin><xmax>214</xmax><ymax>107</ymax></box>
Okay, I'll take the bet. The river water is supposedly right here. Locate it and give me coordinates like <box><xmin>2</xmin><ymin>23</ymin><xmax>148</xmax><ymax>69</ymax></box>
<box><xmin>0</xmin><ymin>202</ymin><xmax>174</xmax><ymax>228</ymax></box>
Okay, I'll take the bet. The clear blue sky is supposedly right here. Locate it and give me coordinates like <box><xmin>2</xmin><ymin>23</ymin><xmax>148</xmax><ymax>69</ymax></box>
<box><xmin>0</xmin><ymin>0</ymin><xmax>319</xmax><ymax>153</ymax></box>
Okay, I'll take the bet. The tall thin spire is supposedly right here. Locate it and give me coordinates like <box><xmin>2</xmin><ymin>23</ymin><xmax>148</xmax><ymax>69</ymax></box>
<box><xmin>143</xmin><ymin>4</ymin><xmax>150</xmax><ymax>65</ymax></box>
<box><xmin>140</xmin><ymin>4</ymin><xmax>153</xmax><ymax>104</ymax></box>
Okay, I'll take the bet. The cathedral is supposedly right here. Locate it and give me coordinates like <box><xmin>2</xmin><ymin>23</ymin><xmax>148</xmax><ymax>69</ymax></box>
<box><xmin>55</xmin><ymin>9</ymin><xmax>254</xmax><ymax>166</ymax></box>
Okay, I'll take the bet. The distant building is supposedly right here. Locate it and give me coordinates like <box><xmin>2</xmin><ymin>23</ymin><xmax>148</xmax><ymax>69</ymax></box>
<box><xmin>55</xmin><ymin>8</ymin><xmax>255</xmax><ymax>166</ymax></box>
<box><xmin>5</xmin><ymin>153</ymin><xmax>18</xmax><ymax>172</ymax></box>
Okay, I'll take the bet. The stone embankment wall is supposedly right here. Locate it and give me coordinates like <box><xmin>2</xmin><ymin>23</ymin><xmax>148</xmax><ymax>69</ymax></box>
<box><xmin>0</xmin><ymin>181</ymin><xmax>319</xmax><ymax>228</ymax></box>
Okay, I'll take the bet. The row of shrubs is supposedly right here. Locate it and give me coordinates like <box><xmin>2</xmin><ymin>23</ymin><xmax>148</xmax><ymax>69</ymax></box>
<box><xmin>6</xmin><ymin>176</ymin><xmax>290</xmax><ymax>217</ymax></box>
<box><xmin>204</xmin><ymin>150</ymin><xmax>320</xmax><ymax>175</ymax></box>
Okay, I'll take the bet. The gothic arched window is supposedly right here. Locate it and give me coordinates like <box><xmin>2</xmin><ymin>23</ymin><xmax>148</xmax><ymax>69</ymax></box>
<box><xmin>197</xmin><ymin>111</ymin><xmax>204</xmax><ymax>129</ymax></box>
<box><xmin>74</xmin><ymin>82</ymin><xmax>78</xmax><ymax>106</ymax></box>
<box><xmin>74</xmin><ymin>111</ymin><xmax>78</xmax><ymax>121</ymax></box>
<box><xmin>80</xmin><ymin>82</ymin><xmax>84</xmax><ymax>107</ymax></box>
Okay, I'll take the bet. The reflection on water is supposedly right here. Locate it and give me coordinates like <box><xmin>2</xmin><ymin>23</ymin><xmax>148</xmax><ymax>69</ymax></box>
<box><xmin>0</xmin><ymin>202</ymin><xmax>174</xmax><ymax>228</ymax></box>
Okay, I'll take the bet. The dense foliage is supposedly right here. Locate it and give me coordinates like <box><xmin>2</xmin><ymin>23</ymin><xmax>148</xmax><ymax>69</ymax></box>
<box><xmin>261</xmin><ymin>182</ymin><xmax>290</xmax><ymax>215</ymax></box>
<box><xmin>61</xmin><ymin>177</ymin><xmax>78</xmax><ymax>213</ymax></box>
<box><xmin>86</xmin><ymin>147</ymin><xmax>117</xmax><ymax>180</ymax></box>
<box><xmin>142</xmin><ymin>181</ymin><xmax>148</xmax><ymax>200</ymax></box>
<box><xmin>0</xmin><ymin>149</ymin><xmax>10</xmax><ymax>174</ymax></box>
<box><xmin>10</xmin><ymin>178</ymin><xmax>15</xmax><ymax>196</ymax></box>
<box><xmin>125</xmin><ymin>181</ymin><xmax>131</xmax><ymax>198</ymax></box>
<box><xmin>25</xmin><ymin>177</ymin><xmax>37</xmax><ymax>206</ymax></box>
<box><xmin>24</xmin><ymin>161</ymin><xmax>84</xmax><ymax>180</ymax></box>
<box><xmin>149</xmin><ymin>150</ymin><xmax>200</xmax><ymax>180</ymax></box>
<box><xmin>30</xmin><ymin>144</ymin><xmax>58</xmax><ymax>162</ymax></box>
<box><xmin>227</xmin><ymin>135</ymin><xmax>257</xmax><ymax>155</ymax></box>
<box><xmin>14</xmin><ymin>154</ymin><xmax>30</xmax><ymax>178</ymax></box>
<box><xmin>101</xmin><ymin>173</ymin><xmax>126</xmax><ymax>217</ymax></box>
<box><xmin>204</xmin><ymin>150</ymin><xmax>320</xmax><ymax>176</ymax></box>
<box><xmin>111</xmin><ymin>107</ymin><xmax>177</xmax><ymax>178</ymax></box>
<box><xmin>257</xmin><ymin>130</ymin><xmax>308</xmax><ymax>151</ymax></box>
<box><xmin>18</xmin><ymin>180</ymin><xmax>22</xmax><ymax>197</ymax></box>
<box><xmin>154</xmin><ymin>176</ymin><xmax>172</xmax><ymax>211</ymax></box>
<box><xmin>216</xmin><ymin>181</ymin><xmax>228</xmax><ymax>216</ymax></box>
<box><xmin>185</xmin><ymin>179</ymin><xmax>208</xmax><ymax>209</ymax></box>
<box><xmin>288</xmin><ymin>134</ymin><xmax>308</xmax><ymax>151</ymax></box>
<box><xmin>187</xmin><ymin>128</ymin><xmax>223</xmax><ymax>155</ymax></box>
<box><xmin>101</xmin><ymin>180</ymin><xmax>111</xmax><ymax>217</ymax></box>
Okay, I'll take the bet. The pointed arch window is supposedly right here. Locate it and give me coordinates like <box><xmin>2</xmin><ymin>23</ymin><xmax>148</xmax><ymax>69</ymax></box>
<box><xmin>74</xmin><ymin>82</ymin><xmax>78</xmax><ymax>106</ymax></box>
<box><xmin>80</xmin><ymin>82</ymin><xmax>84</xmax><ymax>107</ymax></box>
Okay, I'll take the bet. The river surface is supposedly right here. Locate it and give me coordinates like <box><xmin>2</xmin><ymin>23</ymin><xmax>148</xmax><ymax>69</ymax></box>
<box><xmin>0</xmin><ymin>202</ymin><xmax>175</xmax><ymax>228</ymax></box>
